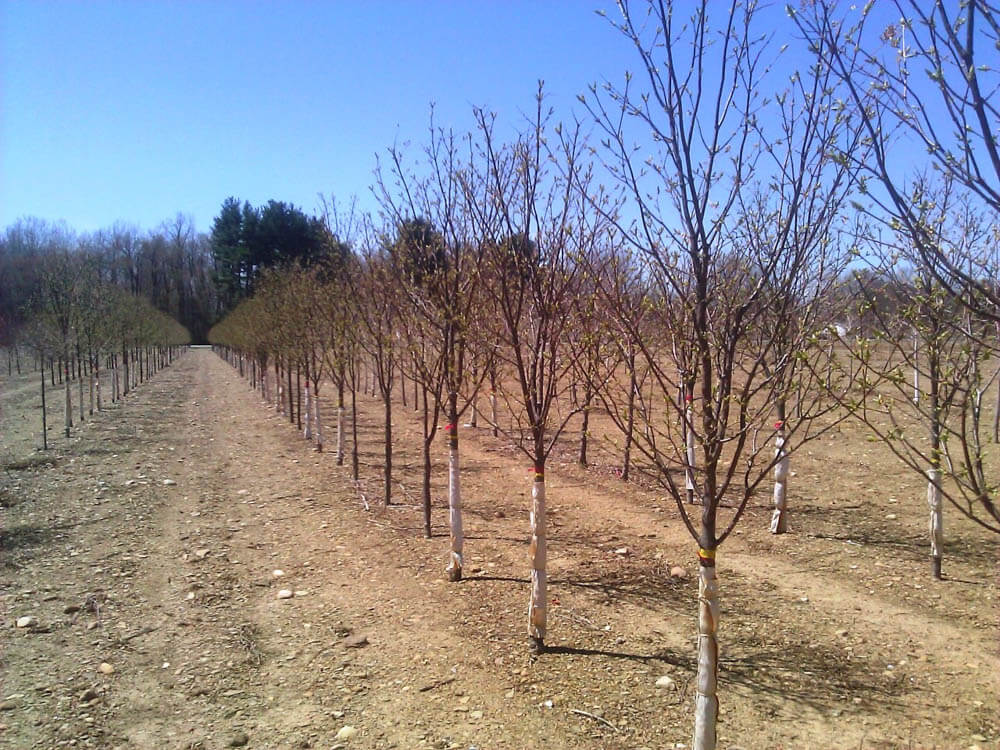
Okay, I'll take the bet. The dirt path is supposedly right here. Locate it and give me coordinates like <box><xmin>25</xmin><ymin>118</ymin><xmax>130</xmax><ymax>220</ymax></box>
<box><xmin>2</xmin><ymin>349</ymin><xmax>998</xmax><ymax>749</ymax></box>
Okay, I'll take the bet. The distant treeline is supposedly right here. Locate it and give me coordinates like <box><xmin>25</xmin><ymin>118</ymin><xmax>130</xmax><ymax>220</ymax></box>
<box><xmin>0</xmin><ymin>199</ymin><xmax>336</xmax><ymax>346</ymax></box>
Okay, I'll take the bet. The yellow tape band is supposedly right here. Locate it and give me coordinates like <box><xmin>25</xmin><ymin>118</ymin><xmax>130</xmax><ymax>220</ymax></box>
<box><xmin>698</xmin><ymin>547</ymin><xmax>716</xmax><ymax>560</ymax></box>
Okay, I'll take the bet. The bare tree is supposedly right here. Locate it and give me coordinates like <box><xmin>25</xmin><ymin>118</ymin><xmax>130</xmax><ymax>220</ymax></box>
<box><xmin>840</xmin><ymin>180</ymin><xmax>1000</xmax><ymax>544</ymax></box>
<box><xmin>465</xmin><ymin>87</ymin><xmax>605</xmax><ymax>652</ymax></box>
<box><xmin>586</xmin><ymin>2</ymin><xmax>864</xmax><ymax>746</ymax></box>
<box><xmin>376</xmin><ymin>117</ymin><xmax>489</xmax><ymax>573</ymax></box>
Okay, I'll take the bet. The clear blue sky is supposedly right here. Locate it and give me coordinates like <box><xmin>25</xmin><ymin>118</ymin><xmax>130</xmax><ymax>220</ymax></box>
<box><xmin>3</xmin><ymin>2</ymin><xmax>901</xmax><ymax>238</ymax></box>
<box><xmin>1</xmin><ymin>0</ymin><xmax>644</xmax><ymax>234</ymax></box>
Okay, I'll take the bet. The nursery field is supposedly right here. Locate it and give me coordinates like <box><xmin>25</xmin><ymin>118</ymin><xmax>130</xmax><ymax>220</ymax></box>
<box><xmin>1</xmin><ymin>348</ymin><xmax>997</xmax><ymax>749</ymax></box>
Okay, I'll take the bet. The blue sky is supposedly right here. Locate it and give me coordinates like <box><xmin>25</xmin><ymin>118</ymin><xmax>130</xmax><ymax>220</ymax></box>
<box><xmin>1</xmin><ymin>1</ymin><xmax>644</xmax><ymax>234</ymax></box>
<box><xmin>2</xmin><ymin>1</ymin><xmax>915</xmax><ymax>239</ymax></box>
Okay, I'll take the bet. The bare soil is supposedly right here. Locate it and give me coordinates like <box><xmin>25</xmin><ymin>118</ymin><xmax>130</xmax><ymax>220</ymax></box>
<box><xmin>1</xmin><ymin>348</ymin><xmax>997</xmax><ymax>749</ymax></box>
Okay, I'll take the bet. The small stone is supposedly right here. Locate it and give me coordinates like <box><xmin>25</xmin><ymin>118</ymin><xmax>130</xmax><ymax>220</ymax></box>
<box><xmin>886</xmin><ymin>513</ymin><xmax>897</xmax><ymax>520</ymax></box>
<box><xmin>293</xmin><ymin>589</ymin><xmax>308</xmax><ymax>597</ymax></box>
<box><xmin>335</xmin><ymin>725</ymin><xmax>358</xmax><ymax>740</ymax></box>
<box><xmin>343</xmin><ymin>633</ymin><xmax>368</xmax><ymax>649</ymax></box>
<box><xmin>272</xmin><ymin>569</ymin><xmax>285</xmax><ymax>578</ymax></box>
<box><xmin>0</xmin><ymin>700</ymin><xmax>16</xmax><ymax>711</ymax></box>
<box><xmin>669</xmin><ymin>566</ymin><xmax>688</xmax><ymax>580</ymax></box>
<box><xmin>195</xmin><ymin>548</ymin><xmax>210</xmax><ymax>559</ymax></box>
<box><xmin>63</xmin><ymin>604</ymin><xmax>81</xmax><ymax>614</ymax></box>
<box><xmin>835</xmin><ymin>629</ymin><xmax>849</xmax><ymax>638</ymax></box>
<box><xmin>163</xmin><ymin>479</ymin><xmax>177</xmax><ymax>486</ymax></box>
<box><xmin>655</xmin><ymin>675</ymin><xmax>675</xmax><ymax>688</ymax></box>
<box><xmin>98</xmin><ymin>663</ymin><xmax>114</xmax><ymax>675</ymax></box>
<box><xmin>971</xmin><ymin>735</ymin><xmax>987</xmax><ymax>742</ymax></box>
<box><xmin>15</xmin><ymin>616</ymin><xmax>37</xmax><ymax>629</ymax></box>
<box><xmin>494</xmin><ymin>510</ymin><xmax>505</xmax><ymax>519</ymax></box>
<box><xmin>79</xmin><ymin>687</ymin><xmax>99</xmax><ymax>703</ymax></box>
<box><xmin>614</xmin><ymin>547</ymin><xmax>629</xmax><ymax>556</ymax></box>
<box><xmin>277</xmin><ymin>589</ymin><xmax>294</xmax><ymax>600</ymax></box>
<box><xmin>228</xmin><ymin>731</ymin><xmax>249</xmax><ymax>747</ymax></box>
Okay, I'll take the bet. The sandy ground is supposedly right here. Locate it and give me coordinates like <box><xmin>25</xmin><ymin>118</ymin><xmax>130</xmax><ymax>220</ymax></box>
<box><xmin>1</xmin><ymin>348</ymin><xmax>998</xmax><ymax>749</ymax></box>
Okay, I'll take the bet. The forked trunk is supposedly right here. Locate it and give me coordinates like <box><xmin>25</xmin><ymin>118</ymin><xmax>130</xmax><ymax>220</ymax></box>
<box><xmin>770</xmin><ymin>426</ymin><xmax>790</xmax><ymax>534</ymax></box>
<box><xmin>927</xmin><ymin>468</ymin><xmax>943</xmax><ymax>579</ymax></box>
<box><xmin>693</xmin><ymin>548</ymin><xmax>720</xmax><ymax>750</ymax></box>
<box><xmin>528</xmin><ymin>468</ymin><xmax>547</xmax><ymax>652</ymax></box>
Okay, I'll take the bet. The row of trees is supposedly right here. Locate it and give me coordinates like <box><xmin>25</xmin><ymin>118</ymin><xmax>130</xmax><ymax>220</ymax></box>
<box><xmin>16</xmin><ymin>246</ymin><xmax>191</xmax><ymax>449</ymax></box>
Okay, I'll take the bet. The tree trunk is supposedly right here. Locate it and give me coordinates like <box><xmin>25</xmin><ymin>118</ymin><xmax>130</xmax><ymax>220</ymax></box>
<box><xmin>685</xmin><ymin>399</ymin><xmax>696</xmax><ymax>504</ymax></box>
<box><xmin>64</xmin><ymin>359</ymin><xmax>72</xmax><ymax>438</ymax></box>
<box><xmin>769</xmin><ymin>431</ymin><xmax>790</xmax><ymax>534</ymax></box>
<box><xmin>95</xmin><ymin>358</ymin><xmax>102</xmax><ymax>412</ymax></box>
<box><xmin>421</xmin><ymin>385</ymin><xmax>432</xmax><ymax>539</ymax></box>
<box><xmin>314</xmin><ymin>390</ymin><xmax>323</xmax><ymax>452</ymax></box>
<box><xmin>770</xmin><ymin>405</ymin><xmax>790</xmax><ymax>534</ymax></box>
<box><xmin>490</xmin><ymin>389</ymin><xmax>498</xmax><ymax>438</ymax></box>
<box><xmin>287</xmin><ymin>364</ymin><xmax>294</xmax><ymax>424</ymax></box>
<box><xmin>351</xmin><ymin>378</ymin><xmax>359</xmax><ymax>481</ymax></box>
<box><xmin>383</xmin><ymin>392</ymin><xmax>392</xmax><ymax>506</ymax></box>
<box><xmin>41</xmin><ymin>363</ymin><xmax>48</xmax><ymax>450</ymax></box>
<box><xmin>468</xmin><ymin>369</ymin><xmax>479</xmax><ymax>427</ymax></box>
<box><xmin>78</xmin><ymin>363</ymin><xmax>85</xmax><ymax>422</ymax></box>
<box><xmin>336</xmin><ymin>379</ymin><xmax>345</xmax><ymax>466</ymax></box>
<box><xmin>296</xmin><ymin>367</ymin><xmax>303</xmax><ymax>431</ymax></box>
<box><xmin>123</xmin><ymin>347</ymin><xmax>129</xmax><ymax>396</ymax></box>
<box><xmin>693</xmin><ymin>548</ymin><xmax>720</xmax><ymax>750</ymax></box>
<box><xmin>303</xmin><ymin>382</ymin><xmax>312</xmax><ymax>440</ymax></box>
<box><xmin>579</xmin><ymin>382</ymin><xmax>591</xmax><ymax>467</ymax></box>
<box><xmin>528</xmin><ymin>466</ymin><xmax>547</xmax><ymax>653</ymax></box>
<box><xmin>927</xmin><ymin>468</ymin><xmax>943</xmax><ymax>579</ymax></box>
<box><xmin>447</xmin><ymin>394</ymin><xmax>463</xmax><ymax>580</ymax></box>
<box><xmin>622</xmin><ymin>353</ymin><xmax>636</xmax><ymax>481</ymax></box>
<box><xmin>993</xmin><ymin>365</ymin><xmax>999</xmax><ymax>444</ymax></box>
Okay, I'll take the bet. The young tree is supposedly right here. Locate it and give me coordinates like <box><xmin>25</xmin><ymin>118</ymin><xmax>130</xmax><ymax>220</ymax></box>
<box><xmin>465</xmin><ymin>88</ymin><xmax>604</xmax><ymax>652</ymax></box>
<box><xmin>842</xmin><ymin>182</ymin><xmax>1000</xmax><ymax>550</ymax></box>
<box><xmin>354</xmin><ymin>224</ymin><xmax>399</xmax><ymax>506</ymax></box>
<box><xmin>586</xmin><ymin>3</ymin><xmax>864</xmax><ymax>746</ymax></box>
<box><xmin>376</xmin><ymin>118</ymin><xmax>489</xmax><ymax>573</ymax></box>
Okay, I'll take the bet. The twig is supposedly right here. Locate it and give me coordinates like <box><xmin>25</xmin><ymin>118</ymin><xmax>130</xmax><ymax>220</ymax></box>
<box><xmin>116</xmin><ymin>625</ymin><xmax>157</xmax><ymax>644</ymax></box>
<box><xmin>418</xmin><ymin>676</ymin><xmax>455</xmax><ymax>692</ymax></box>
<box><xmin>570</xmin><ymin>708</ymin><xmax>618</xmax><ymax>732</ymax></box>
<box><xmin>306</xmin><ymin>644</ymin><xmax>337</xmax><ymax>667</ymax></box>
